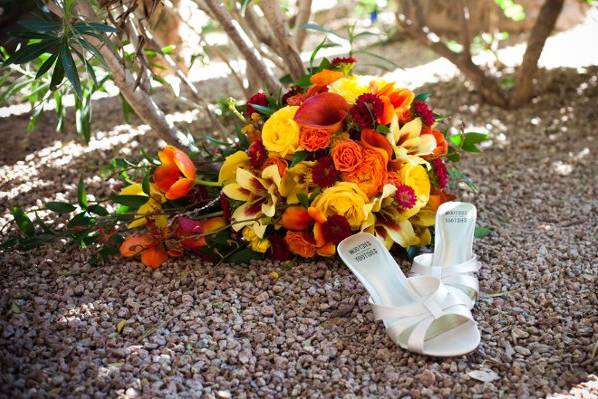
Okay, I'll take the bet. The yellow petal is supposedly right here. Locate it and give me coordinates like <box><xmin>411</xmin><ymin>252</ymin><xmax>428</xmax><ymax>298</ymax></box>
<box><xmin>399</xmin><ymin>117</ymin><xmax>422</xmax><ymax>140</ymax></box>
<box><xmin>120</xmin><ymin>183</ymin><xmax>147</xmax><ymax>197</ymax></box>
<box><xmin>222</xmin><ymin>183</ymin><xmax>251</xmax><ymax>201</ymax></box>
<box><xmin>218</xmin><ymin>151</ymin><xmax>250</xmax><ymax>185</ymax></box>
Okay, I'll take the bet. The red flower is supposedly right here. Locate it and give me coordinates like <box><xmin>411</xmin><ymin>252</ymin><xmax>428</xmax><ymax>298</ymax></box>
<box><xmin>394</xmin><ymin>184</ymin><xmax>416</xmax><ymax>210</ymax></box>
<box><xmin>331</xmin><ymin>56</ymin><xmax>356</xmax><ymax>65</ymax></box>
<box><xmin>269</xmin><ymin>233</ymin><xmax>291</xmax><ymax>261</ymax></box>
<box><xmin>321</xmin><ymin>214</ymin><xmax>352</xmax><ymax>245</ymax></box>
<box><xmin>350</xmin><ymin>93</ymin><xmax>384</xmax><ymax>129</ymax></box>
<box><xmin>294</xmin><ymin>92</ymin><xmax>350</xmax><ymax>134</ymax></box>
<box><xmin>412</xmin><ymin>100</ymin><xmax>435</xmax><ymax>126</ymax></box>
<box><xmin>312</xmin><ymin>156</ymin><xmax>337</xmax><ymax>188</ymax></box>
<box><xmin>431</xmin><ymin>158</ymin><xmax>448</xmax><ymax>189</ymax></box>
<box><xmin>248</xmin><ymin>140</ymin><xmax>268</xmax><ymax>170</ymax></box>
<box><xmin>246</xmin><ymin>92</ymin><xmax>269</xmax><ymax>116</ymax></box>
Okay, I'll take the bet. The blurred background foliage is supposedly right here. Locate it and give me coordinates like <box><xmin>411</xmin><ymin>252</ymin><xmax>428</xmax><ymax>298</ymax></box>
<box><xmin>0</xmin><ymin>0</ymin><xmax>593</xmax><ymax>148</ymax></box>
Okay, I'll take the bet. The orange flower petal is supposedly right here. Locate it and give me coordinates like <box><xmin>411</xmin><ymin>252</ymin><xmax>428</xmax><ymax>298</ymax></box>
<box><xmin>140</xmin><ymin>246</ymin><xmax>169</xmax><ymax>268</ymax></box>
<box><xmin>154</xmin><ymin>165</ymin><xmax>180</xmax><ymax>193</ymax></box>
<box><xmin>377</xmin><ymin>96</ymin><xmax>395</xmax><ymax>125</ymax></box>
<box><xmin>172</xmin><ymin>147</ymin><xmax>197</xmax><ymax>179</ymax></box>
<box><xmin>310</xmin><ymin>69</ymin><xmax>344</xmax><ymax>86</ymax></box>
<box><xmin>158</xmin><ymin>145</ymin><xmax>176</xmax><ymax>167</ymax></box>
<box><xmin>307</xmin><ymin>206</ymin><xmax>327</xmax><ymax>224</ymax></box>
<box><xmin>165</xmin><ymin>178</ymin><xmax>194</xmax><ymax>200</ymax></box>
<box><xmin>389</xmin><ymin>88</ymin><xmax>414</xmax><ymax>114</ymax></box>
<box><xmin>317</xmin><ymin>242</ymin><xmax>336</xmax><ymax>257</ymax></box>
<box><xmin>280</xmin><ymin>206</ymin><xmax>313</xmax><ymax>230</ymax></box>
<box><xmin>294</xmin><ymin>92</ymin><xmax>350</xmax><ymax>134</ymax></box>
<box><xmin>202</xmin><ymin>217</ymin><xmax>226</xmax><ymax>233</ymax></box>
<box><xmin>361</xmin><ymin>129</ymin><xmax>392</xmax><ymax>164</ymax></box>
<box><xmin>120</xmin><ymin>234</ymin><xmax>155</xmax><ymax>257</ymax></box>
<box><xmin>313</xmin><ymin>222</ymin><xmax>327</xmax><ymax>247</ymax></box>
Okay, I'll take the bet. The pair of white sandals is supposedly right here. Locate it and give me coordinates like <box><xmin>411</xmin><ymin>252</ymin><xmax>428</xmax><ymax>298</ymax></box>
<box><xmin>338</xmin><ymin>202</ymin><xmax>481</xmax><ymax>357</ymax></box>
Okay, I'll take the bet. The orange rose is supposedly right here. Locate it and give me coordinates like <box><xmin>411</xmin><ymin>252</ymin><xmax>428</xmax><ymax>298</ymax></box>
<box><xmin>285</xmin><ymin>230</ymin><xmax>317</xmax><ymax>258</ymax></box>
<box><xmin>331</xmin><ymin>139</ymin><xmax>363</xmax><ymax>172</ymax></box>
<box><xmin>310</xmin><ymin>69</ymin><xmax>344</xmax><ymax>86</ymax></box>
<box><xmin>421</xmin><ymin>127</ymin><xmax>448</xmax><ymax>159</ymax></box>
<box><xmin>263</xmin><ymin>156</ymin><xmax>288</xmax><ymax>177</ymax></box>
<box><xmin>427</xmin><ymin>188</ymin><xmax>456</xmax><ymax>211</ymax></box>
<box><xmin>300</xmin><ymin>126</ymin><xmax>332</xmax><ymax>152</ymax></box>
<box><xmin>341</xmin><ymin>146</ymin><xmax>387</xmax><ymax>197</ymax></box>
<box><xmin>280</xmin><ymin>206</ymin><xmax>313</xmax><ymax>230</ymax></box>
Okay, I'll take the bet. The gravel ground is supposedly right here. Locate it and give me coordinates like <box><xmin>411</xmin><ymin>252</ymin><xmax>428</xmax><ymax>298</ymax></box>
<box><xmin>1</xmin><ymin>60</ymin><xmax>598</xmax><ymax>398</ymax></box>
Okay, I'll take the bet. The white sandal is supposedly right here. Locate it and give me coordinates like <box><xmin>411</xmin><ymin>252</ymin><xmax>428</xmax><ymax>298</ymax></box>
<box><xmin>411</xmin><ymin>202</ymin><xmax>481</xmax><ymax>309</ymax></box>
<box><xmin>338</xmin><ymin>232</ymin><xmax>480</xmax><ymax>357</ymax></box>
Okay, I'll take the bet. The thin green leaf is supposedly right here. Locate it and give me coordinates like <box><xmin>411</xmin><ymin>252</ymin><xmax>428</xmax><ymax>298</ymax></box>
<box><xmin>46</xmin><ymin>201</ymin><xmax>76</xmax><ymax>214</ymax></box>
<box><xmin>49</xmin><ymin>56</ymin><xmax>64</xmax><ymax>90</ymax></box>
<box><xmin>297</xmin><ymin>192</ymin><xmax>310</xmax><ymax>208</ymax></box>
<box><xmin>60</xmin><ymin>44</ymin><xmax>81</xmax><ymax>98</ymax></box>
<box><xmin>249</xmin><ymin>103</ymin><xmax>275</xmax><ymax>116</ymax></box>
<box><xmin>10</xmin><ymin>207</ymin><xmax>35</xmax><ymax>237</ymax></box>
<box><xmin>414</xmin><ymin>92</ymin><xmax>430</xmax><ymax>102</ymax></box>
<box><xmin>35</xmin><ymin>53</ymin><xmax>58</xmax><ymax>78</ymax></box>
<box><xmin>88</xmin><ymin>204</ymin><xmax>109</xmax><ymax>216</ymax></box>
<box><xmin>142</xmin><ymin>173</ymin><xmax>151</xmax><ymax>195</ymax></box>
<box><xmin>112</xmin><ymin>195</ymin><xmax>149</xmax><ymax>208</ymax></box>
<box><xmin>302</xmin><ymin>23</ymin><xmax>345</xmax><ymax>40</ymax></box>
<box><xmin>72</xmin><ymin>22</ymin><xmax>118</xmax><ymax>34</ymax></box>
<box><xmin>18</xmin><ymin>20</ymin><xmax>62</xmax><ymax>32</ymax></box>
<box><xmin>3</xmin><ymin>40</ymin><xmax>58</xmax><ymax>65</ymax></box>
<box><xmin>77</xmin><ymin>176</ymin><xmax>88</xmax><ymax>209</ymax></box>
<box><xmin>353</xmin><ymin>49</ymin><xmax>401</xmax><ymax>69</ymax></box>
<box><xmin>67</xmin><ymin>212</ymin><xmax>95</xmax><ymax>227</ymax></box>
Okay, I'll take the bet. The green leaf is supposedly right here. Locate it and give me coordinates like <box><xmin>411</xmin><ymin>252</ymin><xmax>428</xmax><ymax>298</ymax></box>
<box><xmin>353</xmin><ymin>49</ymin><xmax>401</xmax><ymax>69</ymax></box>
<box><xmin>248</xmin><ymin>103</ymin><xmax>274</xmax><ymax>116</ymax></box>
<box><xmin>77</xmin><ymin>176</ymin><xmax>88</xmax><ymax>209</ymax></box>
<box><xmin>236</xmin><ymin>131</ymin><xmax>249</xmax><ymax>150</ymax></box>
<box><xmin>112</xmin><ymin>195</ymin><xmax>149</xmax><ymax>208</ymax></box>
<box><xmin>67</xmin><ymin>212</ymin><xmax>96</xmax><ymax>227</ymax></box>
<box><xmin>35</xmin><ymin>53</ymin><xmax>58</xmax><ymax>78</ymax></box>
<box><xmin>297</xmin><ymin>192</ymin><xmax>310</xmax><ymax>208</ymax></box>
<box><xmin>3</xmin><ymin>40</ymin><xmax>58</xmax><ymax>65</ymax></box>
<box><xmin>50</xmin><ymin>56</ymin><xmax>64</xmax><ymax>90</ymax></box>
<box><xmin>46</xmin><ymin>201</ymin><xmax>76</xmax><ymax>214</ymax></box>
<box><xmin>376</xmin><ymin>125</ymin><xmax>390</xmax><ymax>134</ymax></box>
<box><xmin>226</xmin><ymin>248</ymin><xmax>264</xmax><ymax>264</ymax></box>
<box><xmin>60</xmin><ymin>44</ymin><xmax>82</xmax><ymax>98</ymax></box>
<box><xmin>75</xmin><ymin>88</ymin><xmax>91</xmax><ymax>143</ymax></box>
<box><xmin>414</xmin><ymin>92</ymin><xmax>430</xmax><ymax>102</ymax></box>
<box><xmin>88</xmin><ymin>204</ymin><xmax>109</xmax><ymax>216</ymax></box>
<box><xmin>294</xmin><ymin>75</ymin><xmax>312</xmax><ymax>88</ymax></box>
<box><xmin>18</xmin><ymin>20</ymin><xmax>62</xmax><ymax>32</ymax></box>
<box><xmin>448</xmin><ymin>132</ymin><xmax>488</xmax><ymax>153</ymax></box>
<box><xmin>142</xmin><ymin>173</ymin><xmax>151</xmax><ymax>195</ymax></box>
<box><xmin>474</xmin><ymin>226</ymin><xmax>491</xmax><ymax>238</ymax></box>
<box><xmin>72</xmin><ymin>22</ymin><xmax>118</xmax><ymax>34</ymax></box>
<box><xmin>302</xmin><ymin>23</ymin><xmax>345</xmax><ymax>40</ymax></box>
<box><xmin>290</xmin><ymin>151</ymin><xmax>308</xmax><ymax>167</ymax></box>
<box><xmin>11</xmin><ymin>207</ymin><xmax>35</xmax><ymax>237</ymax></box>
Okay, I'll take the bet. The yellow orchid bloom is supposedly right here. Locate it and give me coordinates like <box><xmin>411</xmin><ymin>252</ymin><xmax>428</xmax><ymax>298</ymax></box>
<box><xmin>279</xmin><ymin>161</ymin><xmax>316</xmax><ymax>204</ymax></box>
<box><xmin>362</xmin><ymin>184</ymin><xmax>418</xmax><ymax>249</ymax></box>
<box><xmin>120</xmin><ymin>183</ymin><xmax>168</xmax><ymax>229</ymax></box>
<box><xmin>387</xmin><ymin>115</ymin><xmax>436</xmax><ymax>165</ymax></box>
<box><xmin>218</xmin><ymin>151</ymin><xmax>250</xmax><ymax>185</ymax></box>
<box><xmin>222</xmin><ymin>164</ymin><xmax>282</xmax><ymax>238</ymax></box>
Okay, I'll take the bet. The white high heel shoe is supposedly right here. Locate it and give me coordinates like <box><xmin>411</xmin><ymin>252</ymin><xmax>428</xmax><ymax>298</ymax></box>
<box><xmin>338</xmin><ymin>232</ymin><xmax>480</xmax><ymax>357</ymax></box>
<box><xmin>411</xmin><ymin>202</ymin><xmax>481</xmax><ymax>309</ymax></box>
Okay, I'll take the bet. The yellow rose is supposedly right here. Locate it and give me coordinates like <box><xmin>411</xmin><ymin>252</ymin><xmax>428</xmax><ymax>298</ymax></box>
<box><xmin>262</xmin><ymin>106</ymin><xmax>300</xmax><ymax>158</ymax></box>
<box><xmin>329</xmin><ymin>77</ymin><xmax>369</xmax><ymax>105</ymax></box>
<box><xmin>311</xmin><ymin>182</ymin><xmax>369</xmax><ymax>229</ymax></box>
<box><xmin>397</xmin><ymin>163</ymin><xmax>431</xmax><ymax>219</ymax></box>
<box><xmin>218</xmin><ymin>151</ymin><xmax>250</xmax><ymax>185</ymax></box>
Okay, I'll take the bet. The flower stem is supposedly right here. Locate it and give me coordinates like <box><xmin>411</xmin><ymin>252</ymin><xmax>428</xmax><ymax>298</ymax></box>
<box><xmin>195</xmin><ymin>178</ymin><xmax>222</xmax><ymax>187</ymax></box>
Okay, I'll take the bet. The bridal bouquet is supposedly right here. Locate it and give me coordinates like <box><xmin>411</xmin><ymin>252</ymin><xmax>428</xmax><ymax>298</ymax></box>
<box><xmin>4</xmin><ymin>57</ymin><xmax>485</xmax><ymax>268</ymax></box>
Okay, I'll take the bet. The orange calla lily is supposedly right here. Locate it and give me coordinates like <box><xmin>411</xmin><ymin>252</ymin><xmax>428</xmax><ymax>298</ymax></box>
<box><xmin>294</xmin><ymin>92</ymin><xmax>350</xmax><ymax>134</ymax></box>
<box><xmin>427</xmin><ymin>188</ymin><xmax>456</xmax><ymax>211</ymax></box>
<box><xmin>154</xmin><ymin>146</ymin><xmax>197</xmax><ymax>200</ymax></box>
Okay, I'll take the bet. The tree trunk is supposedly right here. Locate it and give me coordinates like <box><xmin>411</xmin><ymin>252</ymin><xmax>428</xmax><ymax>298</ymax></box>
<box><xmin>509</xmin><ymin>0</ymin><xmax>565</xmax><ymax>107</ymax></box>
<box><xmin>259</xmin><ymin>0</ymin><xmax>306</xmax><ymax>81</ymax></box>
<box><xmin>71</xmin><ymin>1</ymin><xmax>186</xmax><ymax>147</ymax></box>
<box><xmin>201</xmin><ymin>0</ymin><xmax>282</xmax><ymax>95</ymax></box>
